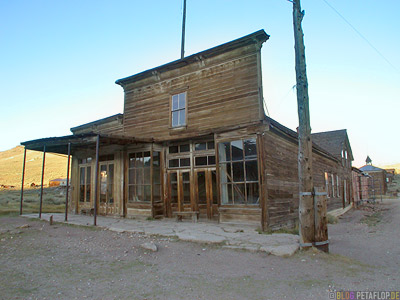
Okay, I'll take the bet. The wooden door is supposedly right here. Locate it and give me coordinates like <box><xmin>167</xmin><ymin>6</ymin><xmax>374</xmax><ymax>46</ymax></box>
<box><xmin>98</xmin><ymin>162</ymin><xmax>115</xmax><ymax>215</ymax></box>
<box><xmin>195</xmin><ymin>169</ymin><xmax>218</xmax><ymax>219</ymax></box>
<box><xmin>168</xmin><ymin>170</ymin><xmax>191</xmax><ymax>213</ymax></box>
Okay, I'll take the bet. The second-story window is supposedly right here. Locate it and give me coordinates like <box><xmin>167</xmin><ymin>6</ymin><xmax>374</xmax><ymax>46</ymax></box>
<box><xmin>171</xmin><ymin>92</ymin><xmax>186</xmax><ymax>127</ymax></box>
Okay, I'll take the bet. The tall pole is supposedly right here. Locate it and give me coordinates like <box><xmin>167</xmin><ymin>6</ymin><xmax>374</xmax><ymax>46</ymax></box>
<box><xmin>39</xmin><ymin>145</ymin><xmax>46</xmax><ymax>218</ymax></box>
<box><xmin>65</xmin><ymin>143</ymin><xmax>71</xmax><ymax>222</ymax></box>
<box><xmin>94</xmin><ymin>135</ymin><xmax>100</xmax><ymax>226</ymax></box>
<box><xmin>20</xmin><ymin>147</ymin><xmax>27</xmax><ymax>215</ymax></box>
<box><xmin>293</xmin><ymin>0</ymin><xmax>315</xmax><ymax>248</ymax></box>
<box><xmin>181</xmin><ymin>0</ymin><xmax>187</xmax><ymax>59</ymax></box>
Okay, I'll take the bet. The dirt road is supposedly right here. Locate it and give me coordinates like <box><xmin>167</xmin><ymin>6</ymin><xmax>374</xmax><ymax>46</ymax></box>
<box><xmin>0</xmin><ymin>199</ymin><xmax>399</xmax><ymax>300</ymax></box>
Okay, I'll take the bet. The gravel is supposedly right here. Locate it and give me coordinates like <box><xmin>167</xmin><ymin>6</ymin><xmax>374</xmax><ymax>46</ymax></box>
<box><xmin>0</xmin><ymin>199</ymin><xmax>399</xmax><ymax>300</ymax></box>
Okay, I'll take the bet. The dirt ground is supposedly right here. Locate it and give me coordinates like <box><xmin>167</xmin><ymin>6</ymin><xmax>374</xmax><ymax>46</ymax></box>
<box><xmin>0</xmin><ymin>199</ymin><xmax>399</xmax><ymax>300</ymax></box>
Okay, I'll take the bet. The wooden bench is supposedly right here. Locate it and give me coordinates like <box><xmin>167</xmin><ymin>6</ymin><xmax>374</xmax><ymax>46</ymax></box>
<box><xmin>80</xmin><ymin>208</ymin><xmax>94</xmax><ymax>216</ymax></box>
<box><xmin>172</xmin><ymin>211</ymin><xmax>200</xmax><ymax>223</ymax></box>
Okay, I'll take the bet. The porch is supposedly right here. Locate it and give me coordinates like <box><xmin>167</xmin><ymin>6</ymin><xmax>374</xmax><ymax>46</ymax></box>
<box><xmin>22</xmin><ymin>213</ymin><xmax>299</xmax><ymax>256</ymax></box>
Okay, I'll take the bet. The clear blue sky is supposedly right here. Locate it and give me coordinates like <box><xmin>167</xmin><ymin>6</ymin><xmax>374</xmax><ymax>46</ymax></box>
<box><xmin>1</xmin><ymin>0</ymin><xmax>399</xmax><ymax>168</ymax></box>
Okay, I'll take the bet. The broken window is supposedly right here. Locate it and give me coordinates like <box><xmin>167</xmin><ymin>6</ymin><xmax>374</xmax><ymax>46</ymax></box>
<box><xmin>218</xmin><ymin>138</ymin><xmax>259</xmax><ymax>205</ymax></box>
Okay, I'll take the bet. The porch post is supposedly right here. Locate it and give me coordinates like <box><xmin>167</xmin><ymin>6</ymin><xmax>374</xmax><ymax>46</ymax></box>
<box><xmin>94</xmin><ymin>135</ymin><xmax>100</xmax><ymax>226</ymax></box>
<box><xmin>39</xmin><ymin>145</ymin><xmax>46</xmax><ymax>218</ymax></box>
<box><xmin>65</xmin><ymin>143</ymin><xmax>71</xmax><ymax>222</ymax></box>
<box><xmin>20</xmin><ymin>147</ymin><xmax>27</xmax><ymax>215</ymax></box>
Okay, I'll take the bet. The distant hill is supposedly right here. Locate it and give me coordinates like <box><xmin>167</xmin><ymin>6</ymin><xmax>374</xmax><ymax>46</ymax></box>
<box><xmin>379</xmin><ymin>163</ymin><xmax>400</xmax><ymax>174</ymax></box>
<box><xmin>0</xmin><ymin>146</ymin><xmax>68</xmax><ymax>188</ymax></box>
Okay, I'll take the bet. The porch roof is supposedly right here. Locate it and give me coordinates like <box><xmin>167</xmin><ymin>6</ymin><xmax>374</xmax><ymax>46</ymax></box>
<box><xmin>21</xmin><ymin>133</ymin><xmax>153</xmax><ymax>155</ymax></box>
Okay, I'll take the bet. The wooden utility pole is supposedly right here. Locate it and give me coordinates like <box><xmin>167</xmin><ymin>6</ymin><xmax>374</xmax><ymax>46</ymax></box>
<box><xmin>181</xmin><ymin>0</ymin><xmax>187</xmax><ymax>59</ymax></box>
<box><xmin>292</xmin><ymin>0</ymin><xmax>315</xmax><ymax>249</ymax></box>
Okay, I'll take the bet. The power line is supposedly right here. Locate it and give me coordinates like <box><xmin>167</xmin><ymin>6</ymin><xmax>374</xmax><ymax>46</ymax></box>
<box><xmin>321</xmin><ymin>0</ymin><xmax>399</xmax><ymax>73</ymax></box>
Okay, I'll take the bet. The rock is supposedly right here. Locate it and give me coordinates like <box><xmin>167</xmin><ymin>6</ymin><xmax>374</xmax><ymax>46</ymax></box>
<box><xmin>18</xmin><ymin>224</ymin><xmax>30</xmax><ymax>229</ymax></box>
<box><xmin>260</xmin><ymin>244</ymin><xmax>299</xmax><ymax>257</ymax></box>
<box><xmin>140</xmin><ymin>242</ymin><xmax>158</xmax><ymax>252</ymax></box>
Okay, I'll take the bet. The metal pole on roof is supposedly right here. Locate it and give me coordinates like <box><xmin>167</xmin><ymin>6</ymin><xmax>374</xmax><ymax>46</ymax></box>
<box><xmin>39</xmin><ymin>145</ymin><xmax>46</xmax><ymax>218</ymax></box>
<box><xmin>65</xmin><ymin>143</ymin><xmax>71</xmax><ymax>222</ymax></box>
<box><xmin>94</xmin><ymin>135</ymin><xmax>100</xmax><ymax>226</ymax></box>
<box><xmin>20</xmin><ymin>147</ymin><xmax>27</xmax><ymax>215</ymax></box>
<box><xmin>181</xmin><ymin>0</ymin><xmax>187</xmax><ymax>59</ymax></box>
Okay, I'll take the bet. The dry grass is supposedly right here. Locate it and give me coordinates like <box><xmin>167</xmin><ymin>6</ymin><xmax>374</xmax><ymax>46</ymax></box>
<box><xmin>0</xmin><ymin>146</ymin><xmax>68</xmax><ymax>188</ymax></box>
<box><xmin>0</xmin><ymin>187</ymin><xmax>67</xmax><ymax>215</ymax></box>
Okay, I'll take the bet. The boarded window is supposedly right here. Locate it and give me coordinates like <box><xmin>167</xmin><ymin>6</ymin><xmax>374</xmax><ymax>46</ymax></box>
<box><xmin>218</xmin><ymin>138</ymin><xmax>259</xmax><ymax>205</ymax></box>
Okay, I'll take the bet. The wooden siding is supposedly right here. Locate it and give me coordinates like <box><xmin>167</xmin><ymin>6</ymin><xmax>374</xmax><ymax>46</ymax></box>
<box><xmin>263</xmin><ymin>129</ymin><xmax>351</xmax><ymax>229</ymax></box>
<box><xmin>122</xmin><ymin>45</ymin><xmax>262</xmax><ymax>141</ymax></box>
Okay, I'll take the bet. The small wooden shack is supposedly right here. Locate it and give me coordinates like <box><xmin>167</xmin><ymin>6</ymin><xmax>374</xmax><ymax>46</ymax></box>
<box><xmin>21</xmin><ymin>30</ymin><xmax>354</xmax><ymax>230</ymax></box>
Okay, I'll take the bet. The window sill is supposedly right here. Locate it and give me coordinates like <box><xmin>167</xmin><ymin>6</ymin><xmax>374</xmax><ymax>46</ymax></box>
<box><xmin>169</xmin><ymin>125</ymin><xmax>187</xmax><ymax>131</ymax></box>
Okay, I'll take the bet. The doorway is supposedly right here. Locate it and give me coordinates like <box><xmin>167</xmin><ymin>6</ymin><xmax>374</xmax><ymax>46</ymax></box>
<box><xmin>194</xmin><ymin>168</ymin><xmax>218</xmax><ymax>220</ymax></box>
<box><xmin>98</xmin><ymin>162</ymin><xmax>115</xmax><ymax>215</ymax></box>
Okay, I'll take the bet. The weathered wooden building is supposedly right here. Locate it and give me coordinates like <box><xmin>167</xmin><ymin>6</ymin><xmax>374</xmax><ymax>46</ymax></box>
<box><xmin>21</xmin><ymin>30</ymin><xmax>354</xmax><ymax>230</ymax></box>
<box><xmin>359</xmin><ymin>164</ymin><xmax>387</xmax><ymax>196</ymax></box>
<box><xmin>351</xmin><ymin>167</ymin><xmax>370</xmax><ymax>206</ymax></box>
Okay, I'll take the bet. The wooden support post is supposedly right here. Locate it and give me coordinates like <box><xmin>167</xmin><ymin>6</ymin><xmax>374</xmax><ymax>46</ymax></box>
<box><xmin>65</xmin><ymin>143</ymin><xmax>71</xmax><ymax>222</ymax></box>
<box><xmin>94</xmin><ymin>135</ymin><xmax>100</xmax><ymax>226</ymax></box>
<box><xmin>181</xmin><ymin>0</ymin><xmax>186</xmax><ymax>59</ymax></box>
<box><xmin>314</xmin><ymin>187</ymin><xmax>329</xmax><ymax>252</ymax></box>
<box><xmin>292</xmin><ymin>0</ymin><xmax>315</xmax><ymax>248</ymax></box>
<box><xmin>20</xmin><ymin>147</ymin><xmax>27</xmax><ymax>215</ymax></box>
<box><xmin>39</xmin><ymin>145</ymin><xmax>46</xmax><ymax>218</ymax></box>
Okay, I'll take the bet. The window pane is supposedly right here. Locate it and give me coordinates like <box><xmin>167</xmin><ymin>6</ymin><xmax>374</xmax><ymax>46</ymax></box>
<box><xmin>144</xmin><ymin>185</ymin><xmax>151</xmax><ymax>202</ymax></box>
<box><xmin>143</xmin><ymin>152</ymin><xmax>151</xmax><ymax>166</ymax></box>
<box><xmin>172</xmin><ymin>111</ymin><xmax>179</xmax><ymax>127</ymax></box>
<box><xmin>182</xmin><ymin>172</ymin><xmax>190</xmax><ymax>183</ymax></box>
<box><xmin>211</xmin><ymin>171</ymin><xmax>218</xmax><ymax>205</ymax></box>
<box><xmin>153</xmin><ymin>167</ymin><xmax>161</xmax><ymax>185</ymax></box>
<box><xmin>233</xmin><ymin>183</ymin><xmax>245</xmax><ymax>204</ymax></box>
<box><xmin>233</xmin><ymin>162</ymin><xmax>244</xmax><ymax>182</ymax></box>
<box><xmin>195</xmin><ymin>156</ymin><xmax>207</xmax><ymax>166</ymax></box>
<box><xmin>178</xmin><ymin>93</ymin><xmax>186</xmax><ymax>109</ymax></box>
<box><xmin>169</xmin><ymin>146</ymin><xmax>178</xmax><ymax>154</ymax></box>
<box><xmin>169</xmin><ymin>159</ymin><xmax>179</xmax><ymax>168</ymax></box>
<box><xmin>153</xmin><ymin>184</ymin><xmax>162</xmax><ymax>203</ymax></box>
<box><xmin>144</xmin><ymin>167</ymin><xmax>151</xmax><ymax>184</ymax></box>
<box><xmin>128</xmin><ymin>185</ymin><xmax>135</xmax><ymax>202</ymax></box>
<box><xmin>245</xmin><ymin>160</ymin><xmax>258</xmax><ymax>182</ymax></box>
<box><xmin>129</xmin><ymin>154</ymin><xmax>135</xmax><ymax>168</ymax></box>
<box><xmin>246</xmin><ymin>183</ymin><xmax>259</xmax><ymax>204</ymax></box>
<box><xmin>86</xmin><ymin>167</ymin><xmax>91</xmax><ymax>203</ymax></box>
<box><xmin>195</xmin><ymin>142</ymin><xmax>207</xmax><ymax>151</ymax></box>
<box><xmin>136</xmin><ymin>168</ymin><xmax>143</xmax><ymax>185</ymax></box>
<box><xmin>136</xmin><ymin>152</ymin><xmax>143</xmax><ymax>168</ymax></box>
<box><xmin>180</xmin><ymin>158</ymin><xmax>190</xmax><ymax>167</ymax></box>
<box><xmin>172</xmin><ymin>95</ymin><xmax>179</xmax><ymax>110</ymax></box>
<box><xmin>80</xmin><ymin>168</ymin><xmax>85</xmax><ymax>202</ymax></box>
<box><xmin>179</xmin><ymin>109</ymin><xmax>185</xmax><ymax>126</ymax></box>
<box><xmin>219</xmin><ymin>163</ymin><xmax>231</xmax><ymax>184</ymax></box>
<box><xmin>218</xmin><ymin>142</ymin><xmax>231</xmax><ymax>162</ymax></box>
<box><xmin>197</xmin><ymin>172</ymin><xmax>207</xmax><ymax>204</ymax></box>
<box><xmin>153</xmin><ymin>152</ymin><xmax>160</xmax><ymax>166</ymax></box>
<box><xmin>136</xmin><ymin>185</ymin><xmax>143</xmax><ymax>201</ymax></box>
<box><xmin>244</xmin><ymin>139</ymin><xmax>257</xmax><ymax>159</ymax></box>
<box><xmin>231</xmin><ymin>140</ymin><xmax>244</xmax><ymax>161</ymax></box>
<box><xmin>129</xmin><ymin>168</ymin><xmax>135</xmax><ymax>185</ymax></box>
<box><xmin>180</xmin><ymin>144</ymin><xmax>190</xmax><ymax>152</ymax></box>
<box><xmin>207</xmin><ymin>141</ymin><xmax>215</xmax><ymax>150</ymax></box>
<box><xmin>220</xmin><ymin>184</ymin><xmax>232</xmax><ymax>205</ymax></box>
<box><xmin>208</xmin><ymin>155</ymin><xmax>216</xmax><ymax>165</ymax></box>
<box><xmin>80</xmin><ymin>167</ymin><xmax>85</xmax><ymax>185</ymax></box>
<box><xmin>171</xmin><ymin>174</ymin><xmax>178</xmax><ymax>204</ymax></box>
